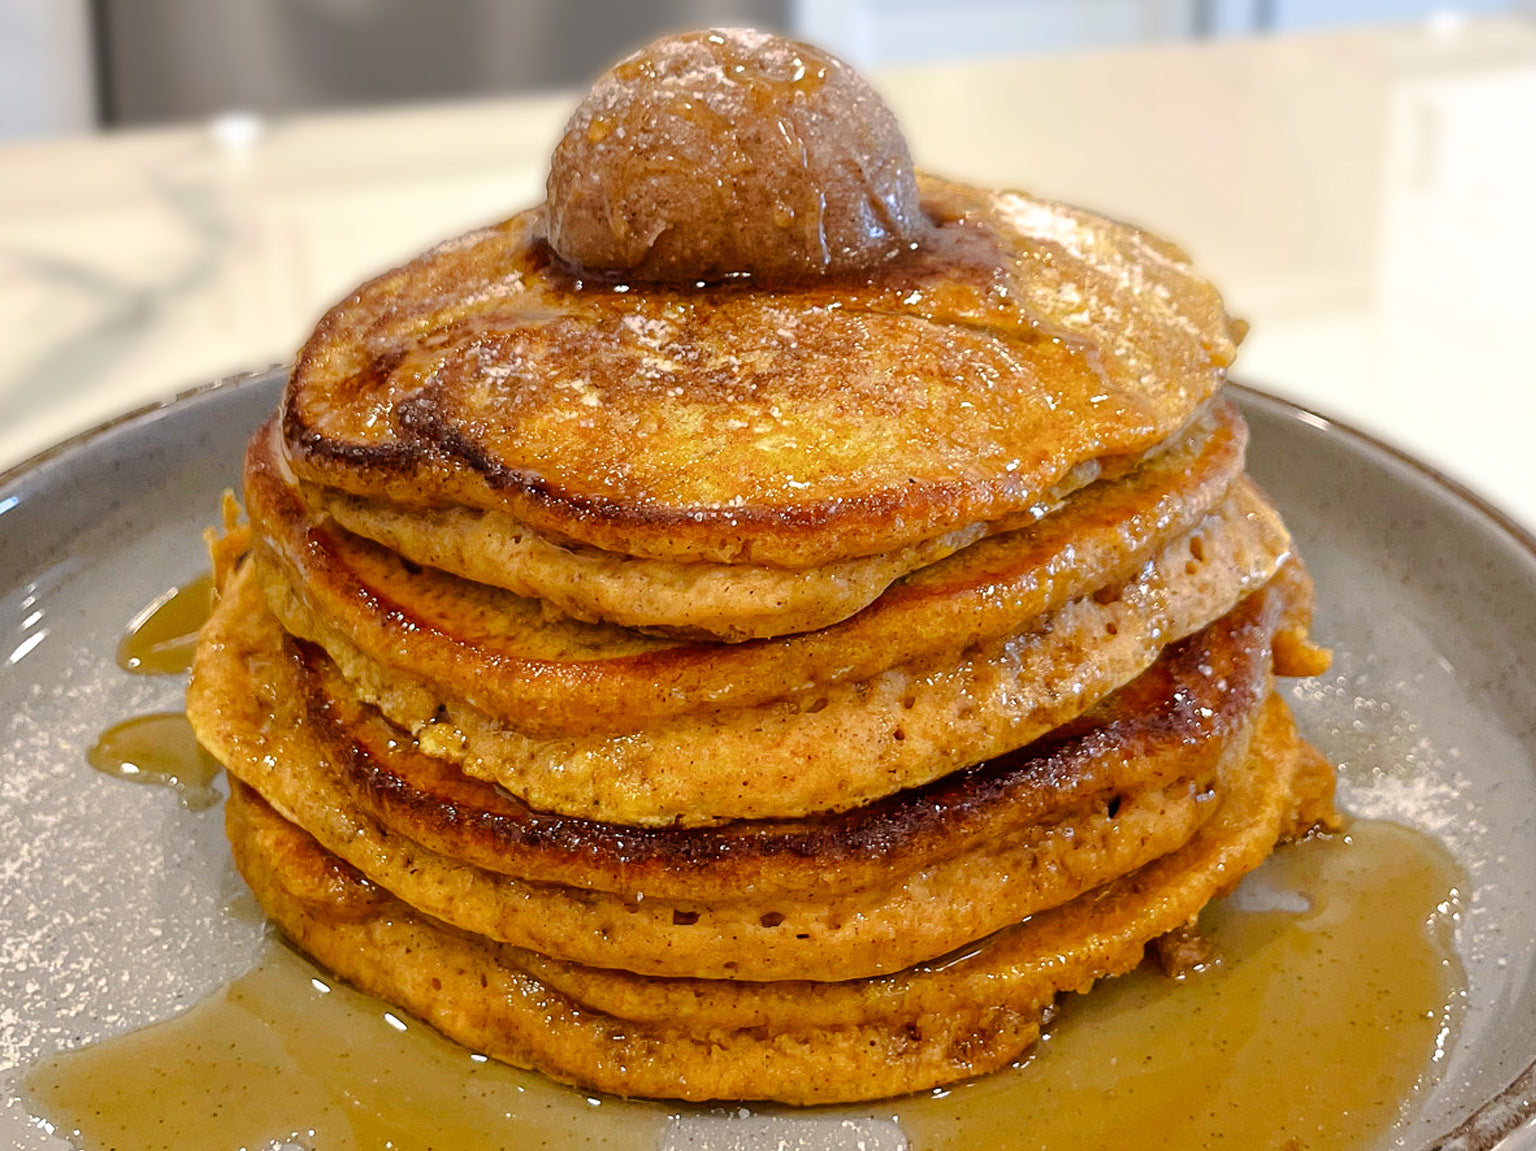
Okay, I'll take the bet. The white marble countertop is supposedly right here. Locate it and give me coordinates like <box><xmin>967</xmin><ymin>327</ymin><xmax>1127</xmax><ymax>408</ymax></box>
<box><xmin>2</xmin><ymin>16</ymin><xmax>1534</xmax><ymax>532</ymax></box>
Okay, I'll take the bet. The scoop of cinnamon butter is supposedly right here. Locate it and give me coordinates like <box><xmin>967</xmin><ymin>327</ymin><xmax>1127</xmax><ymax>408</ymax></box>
<box><xmin>545</xmin><ymin>28</ymin><xmax>925</xmax><ymax>282</ymax></box>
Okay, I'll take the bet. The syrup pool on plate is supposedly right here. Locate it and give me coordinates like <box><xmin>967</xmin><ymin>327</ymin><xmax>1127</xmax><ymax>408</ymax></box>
<box><xmin>890</xmin><ymin>818</ymin><xmax>1465</xmax><ymax>1151</ymax></box>
<box><xmin>86</xmin><ymin>712</ymin><xmax>222</xmax><ymax>811</ymax></box>
<box><xmin>33</xmin><ymin>580</ymin><xmax>1467</xmax><ymax>1149</ymax></box>
<box><xmin>23</xmin><ymin>818</ymin><xmax>1464</xmax><ymax>1151</ymax></box>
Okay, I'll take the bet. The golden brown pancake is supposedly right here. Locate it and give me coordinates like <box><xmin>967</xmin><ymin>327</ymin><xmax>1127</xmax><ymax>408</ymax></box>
<box><xmin>282</xmin><ymin>174</ymin><xmax>1239</xmax><ymax>569</ymax></box>
<box><xmin>224</xmin><ymin>685</ymin><xmax>1335</xmax><ymax>1104</ymax></box>
<box><xmin>285</xmin><ymin>565</ymin><xmax>1320</xmax><ymax>901</ymax></box>
<box><xmin>249</xmin><ymin>402</ymin><xmax>1250</xmax><ymax>727</ymax></box>
<box><xmin>300</xmin><ymin>399</ymin><xmax>1242</xmax><ymax>641</ymax></box>
<box><xmin>239</xmin><ymin>476</ymin><xmax>1290</xmax><ymax>826</ymax></box>
<box><xmin>192</xmin><ymin>560</ymin><xmax>1316</xmax><ymax>980</ymax></box>
<box><xmin>311</xmin><ymin>484</ymin><xmax>1010</xmax><ymax>641</ymax></box>
<box><xmin>190</xmin><ymin>26</ymin><xmax>1338</xmax><ymax>1109</ymax></box>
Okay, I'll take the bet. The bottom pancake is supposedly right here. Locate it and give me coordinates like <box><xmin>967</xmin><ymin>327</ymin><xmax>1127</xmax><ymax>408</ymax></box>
<box><xmin>224</xmin><ymin>690</ymin><xmax>1337</xmax><ymax>1106</ymax></box>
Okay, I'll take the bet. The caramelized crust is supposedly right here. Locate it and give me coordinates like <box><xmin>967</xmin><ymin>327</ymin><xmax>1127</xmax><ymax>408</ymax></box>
<box><xmin>191</xmin><ymin>562</ymin><xmax>1314</xmax><ymax>980</ymax></box>
<box><xmin>282</xmin><ymin>175</ymin><xmax>1238</xmax><ymax>566</ymax></box>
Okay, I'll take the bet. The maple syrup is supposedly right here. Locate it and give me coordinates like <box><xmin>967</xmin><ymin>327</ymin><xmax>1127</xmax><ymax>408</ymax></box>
<box><xmin>892</xmin><ymin>819</ymin><xmax>1465</xmax><ymax>1151</ymax></box>
<box><xmin>23</xmin><ymin>941</ymin><xmax>672</xmax><ymax>1151</ymax></box>
<box><xmin>22</xmin><ymin>819</ymin><xmax>1464</xmax><ymax>1151</ymax></box>
<box><xmin>90</xmin><ymin>576</ymin><xmax>221</xmax><ymax>809</ymax></box>
<box><xmin>115</xmin><ymin>572</ymin><xmax>214</xmax><ymax>676</ymax></box>
<box><xmin>86</xmin><ymin>712</ymin><xmax>222</xmax><ymax>811</ymax></box>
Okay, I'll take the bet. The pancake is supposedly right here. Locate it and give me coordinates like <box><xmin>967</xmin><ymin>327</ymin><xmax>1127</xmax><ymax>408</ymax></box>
<box><xmin>224</xmin><ymin>686</ymin><xmax>1336</xmax><ymax>1105</ymax></box>
<box><xmin>303</xmin><ymin>400</ymin><xmax>1231</xmax><ymax>642</ymax></box>
<box><xmin>282</xmin><ymin>174</ymin><xmax>1238</xmax><ymax>570</ymax></box>
<box><xmin>271</xmin><ymin>564</ymin><xmax>1323</xmax><ymax>902</ymax></box>
<box><xmin>251</xmin><ymin>399</ymin><xmax>1259</xmax><ymax>731</ymax></box>
<box><xmin>248</xmin><ymin>412</ymin><xmax>1265</xmax><ymax>737</ymax></box>
<box><xmin>308</xmin><ymin>480</ymin><xmax>1033</xmax><ymax>643</ymax></box>
<box><xmin>193</xmin><ymin>559</ymin><xmax>1313</xmax><ymax>980</ymax></box>
<box><xmin>241</xmin><ymin>476</ymin><xmax>1289</xmax><ymax>826</ymax></box>
<box><xmin>251</xmin><ymin>401</ymin><xmax>1248</xmax><ymax>719</ymax></box>
<box><xmin>293</xmin><ymin>397</ymin><xmax>1242</xmax><ymax>649</ymax></box>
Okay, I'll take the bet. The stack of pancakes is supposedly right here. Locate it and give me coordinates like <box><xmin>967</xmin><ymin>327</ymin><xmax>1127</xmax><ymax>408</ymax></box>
<box><xmin>188</xmin><ymin>55</ymin><xmax>1336</xmax><ymax>1102</ymax></box>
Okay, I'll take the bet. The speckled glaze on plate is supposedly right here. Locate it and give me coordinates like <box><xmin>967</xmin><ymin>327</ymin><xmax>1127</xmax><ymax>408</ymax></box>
<box><xmin>0</xmin><ymin>369</ymin><xmax>1533</xmax><ymax>1150</ymax></box>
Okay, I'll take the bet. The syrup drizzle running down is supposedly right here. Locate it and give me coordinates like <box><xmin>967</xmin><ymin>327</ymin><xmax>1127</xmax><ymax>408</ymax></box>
<box><xmin>115</xmin><ymin>573</ymin><xmax>215</xmax><ymax>676</ymax></box>
<box><xmin>86</xmin><ymin>712</ymin><xmax>222</xmax><ymax>812</ymax></box>
<box><xmin>88</xmin><ymin>574</ymin><xmax>222</xmax><ymax>809</ymax></box>
<box><xmin>22</xmin><ymin>820</ymin><xmax>1465</xmax><ymax>1151</ymax></box>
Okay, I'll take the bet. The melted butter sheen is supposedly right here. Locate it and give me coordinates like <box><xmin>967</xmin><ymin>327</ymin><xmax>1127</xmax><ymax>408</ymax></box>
<box><xmin>116</xmin><ymin>572</ymin><xmax>215</xmax><ymax>675</ymax></box>
<box><xmin>22</xmin><ymin>820</ymin><xmax>1462</xmax><ymax>1151</ymax></box>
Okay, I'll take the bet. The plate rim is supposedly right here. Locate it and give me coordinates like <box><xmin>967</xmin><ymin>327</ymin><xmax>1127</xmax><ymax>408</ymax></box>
<box><xmin>1228</xmin><ymin>380</ymin><xmax>1536</xmax><ymax>567</ymax></box>
<box><xmin>1222</xmin><ymin>383</ymin><xmax>1536</xmax><ymax>1151</ymax></box>
<box><xmin>0</xmin><ymin>362</ymin><xmax>288</xmax><ymax>495</ymax></box>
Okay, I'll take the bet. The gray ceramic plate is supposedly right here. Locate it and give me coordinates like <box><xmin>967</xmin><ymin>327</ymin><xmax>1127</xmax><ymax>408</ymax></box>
<box><xmin>0</xmin><ymin>368</ymin><xmax>1534</xmax><ymax>1150</ymax></box>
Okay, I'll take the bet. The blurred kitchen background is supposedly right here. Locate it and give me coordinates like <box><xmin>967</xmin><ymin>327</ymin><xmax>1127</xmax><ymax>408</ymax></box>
<box><xmin>4</xmin><ymin>0</ymin><xmax>1534</xmax><ymax>139</ymax></box>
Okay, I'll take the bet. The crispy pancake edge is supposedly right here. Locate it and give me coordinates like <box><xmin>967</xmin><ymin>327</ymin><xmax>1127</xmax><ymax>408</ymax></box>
<box><xmin>192</xmin><ymin>564</ymin><xmax>1304</xmax><ymax>979</ymax></box>
<box><xmin>197</xmin><ymin>558</ymin><xmax>1294</xmax><ymax>902</ymax></box>
<box><xmin>303</xmin><ymin>401</ymin><xmax>1241</xmax><ymax>641</ymax></box>
<box><xmin>251</xmin><ymin>400</ymin><xmax>1246</xmax><ymax>694</ymax></box>
<box><xmin>244</xmin><ymin>462</ymin><xmax>1282</xmax><ymax>742</ymax></box>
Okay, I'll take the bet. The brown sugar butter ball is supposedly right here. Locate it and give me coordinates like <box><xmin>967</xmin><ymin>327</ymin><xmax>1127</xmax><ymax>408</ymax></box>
<box><xmin>545</xmin><ymin>28</ymin><xmax>926</xmax><ymax>282</ymax></box>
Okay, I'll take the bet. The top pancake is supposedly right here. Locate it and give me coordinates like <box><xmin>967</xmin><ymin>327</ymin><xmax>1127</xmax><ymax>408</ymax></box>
<box><xmin>283</xmin><ymin>173</ymin><xmax>1239</xmax><ymax>567</ymax></box>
